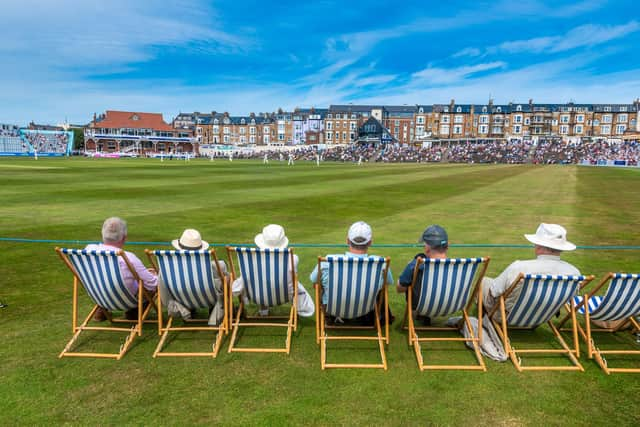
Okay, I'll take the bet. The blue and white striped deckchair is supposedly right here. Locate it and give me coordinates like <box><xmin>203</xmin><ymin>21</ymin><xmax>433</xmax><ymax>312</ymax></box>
<box><xmin>315</xmin><ymin>256</ymin><xmax>391</xmax><ymax>370</ymax></box>
<box><xmin>406</xmin><ymin>257</ymin><xmax>489</xmax><ymax>371</ymax></box>
<box><xmin>488</xmin><ymin>273</ymin><xmax>593</xmax><ymax>372</ymax></box>
<box><xmin>147</xmin><ymin>249</ymin><xmax>228</xmax><ymax>358</ymax></box>
<box><xmin>56</xmin><ymin>248</ymin><xmax>156</xmax><ymax>360</ymax></box>
<box><xmin>566</xmin><ymin>273</ymin><xmax>640</xmax><ymax>373</ymax></box>
<box><xmin>226</xmin><ymin>246</ymin><xmax>298</xmax><ymax>354</ymax></box>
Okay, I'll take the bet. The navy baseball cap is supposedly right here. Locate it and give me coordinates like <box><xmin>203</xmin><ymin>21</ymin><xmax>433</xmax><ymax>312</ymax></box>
<box><xmin>420</xmin><ymin>225</ymin><xmax>448</xmax><ymax>248</ymax></box>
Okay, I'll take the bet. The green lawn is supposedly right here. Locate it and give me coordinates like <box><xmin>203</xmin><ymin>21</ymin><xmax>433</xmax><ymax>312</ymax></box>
<box><xmin>1</xmin><ymin>158</ymin><xmax>640</xmax><ymax>426</ymax></box>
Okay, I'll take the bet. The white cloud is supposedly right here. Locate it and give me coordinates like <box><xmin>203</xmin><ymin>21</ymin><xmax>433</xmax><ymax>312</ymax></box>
<box><xmin>412</xmin><ymin>62</ymin><xmax>507</xmax><ymax>85</ymax></box>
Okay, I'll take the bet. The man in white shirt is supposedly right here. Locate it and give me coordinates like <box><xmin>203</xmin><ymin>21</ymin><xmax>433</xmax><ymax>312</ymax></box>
<box><xmin>482</xmin><ymin>223</ymin><xmax>580</xmax><ymax>319</ymax></box>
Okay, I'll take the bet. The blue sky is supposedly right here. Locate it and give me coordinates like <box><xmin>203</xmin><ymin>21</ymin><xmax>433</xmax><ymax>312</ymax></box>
<box><xmin>1</xmin><ymin>0</ymin><xmax>639</xmax><ymax>125</ymax></box>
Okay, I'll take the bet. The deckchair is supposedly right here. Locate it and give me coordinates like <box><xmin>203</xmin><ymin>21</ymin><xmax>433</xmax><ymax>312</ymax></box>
<box><xmin>488</xmin><ymin>273</ymin><xmax>593</xmax><ymax>372</ymax></box>
<box><xmin>558</xmin><ymin>273</ymin><xmax>640</xmax><ymax>374</ymax></box>
<box><xmin>314</xmin><ymin>256</ymin><xmax>391</xmax><ymax>370</ymax></box>
<box><xmin>404</xmin><ymin>257</ymin><xmax>489</xmax><ymax>371</ymax></box>
<box><xmin>146</xmin><ymin>249</ymin><xmax>229</xmax><ymax>358</ymax></box>
<box><xmin>56</xmin><ymin>247</ymin><xmax>157</xmax><ymax>360</ymax></box>
<box><xmin>226</xmin><ymin>246</ymin><xmax>298</xmax><ymax>354</ymax></box>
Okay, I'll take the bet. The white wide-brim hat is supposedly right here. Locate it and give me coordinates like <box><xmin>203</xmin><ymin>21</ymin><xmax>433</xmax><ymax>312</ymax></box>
<box><xmin>524</xmin><ymin>223</ymin><xmax>576</xmax><ymax>251</ymax></box>
<box><xmin>255</xmin><ymin>224</ymin><xmax>289</xmax><ymax>249</ymax></box>
<box><xmin>172</xmin><ymin>228</ymin><xmax>209</xmax><ymax>250</ymax></box>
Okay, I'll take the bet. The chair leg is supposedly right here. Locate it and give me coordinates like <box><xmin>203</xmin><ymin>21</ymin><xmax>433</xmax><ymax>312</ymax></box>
<box><xmin>227</xmin><ymin>301</ymin><xmax>244</xmax><ymax>353</ymax></box>
<box><xmin>153</xmin><ymin>316</ymin><xmax>173</xmax><ymax>358</ymax></box>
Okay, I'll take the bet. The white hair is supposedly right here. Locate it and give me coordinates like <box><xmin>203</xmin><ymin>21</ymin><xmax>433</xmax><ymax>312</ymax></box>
<box><xmin>102</xmin><ymin>217</ymin><xmax>127</xmax><ymax>244</ymax></box>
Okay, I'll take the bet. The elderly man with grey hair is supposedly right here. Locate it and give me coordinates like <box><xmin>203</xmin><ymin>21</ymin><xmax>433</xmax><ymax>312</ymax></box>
<box><xmin>86</xmin><ymin>217</ymin><xmax>158</xmax><ymax>321</ymax></box>
<box><xmin>482</xmin><ymin>223</ymin><xmax>581</xmax><ymax>319</ymax></box>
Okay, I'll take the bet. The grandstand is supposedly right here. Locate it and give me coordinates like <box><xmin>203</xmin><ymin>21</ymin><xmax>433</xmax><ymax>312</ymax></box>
<box><xmin>0</xmin><ymin>129</ymin><xmax>73</xmax><ymax>157</ymax></box>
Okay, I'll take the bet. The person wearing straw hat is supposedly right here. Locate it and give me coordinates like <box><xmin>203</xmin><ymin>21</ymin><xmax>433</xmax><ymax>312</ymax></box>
<box><xmin>231</xmin><ymin>224</ymin><xmax>315</xmax><ymax>317</ymax></box>
<box><xmin>310</xmin><ymin>221</ymin><xmax>394</xmax><ymax>324</ymax></box>
<box><xmin>482</xmin><ymin>223</ymin><xmax>581</xmax><ymax>319</ymax></box>
<box><xmin>86</xmin><ymin>217</ymin><xmax>158</xmax><ymax>321</ymax></box>
<box><xmin>159</xmin><ymin>229</ymin><xmax>228</xmax><ymax>324</ymax></box>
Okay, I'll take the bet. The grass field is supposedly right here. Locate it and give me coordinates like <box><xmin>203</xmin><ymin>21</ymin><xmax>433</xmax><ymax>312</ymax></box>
<box><xmin>1</xmin><ymin>157</ymin><xmax>640</xmax><ymax>426</ymax></box>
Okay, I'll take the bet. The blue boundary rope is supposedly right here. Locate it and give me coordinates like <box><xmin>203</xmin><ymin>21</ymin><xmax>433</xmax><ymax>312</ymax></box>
<box><xmin>0</xmin><ymin>237</ymin><xmax>638</xmax><ymax>250</ymax></box>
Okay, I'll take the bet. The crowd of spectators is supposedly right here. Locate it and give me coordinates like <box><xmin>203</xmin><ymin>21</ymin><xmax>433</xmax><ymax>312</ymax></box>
<box><xmin>24</xmin><ymin>132</ymin><xmax>69</xmax><ymax>153</ymax></box>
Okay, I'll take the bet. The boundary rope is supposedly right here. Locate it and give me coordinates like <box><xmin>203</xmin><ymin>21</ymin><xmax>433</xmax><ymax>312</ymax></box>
<box><xmin>1</xmin><ymin>237</ymin><xmax>638</xmax><ymax>250</ymax></box>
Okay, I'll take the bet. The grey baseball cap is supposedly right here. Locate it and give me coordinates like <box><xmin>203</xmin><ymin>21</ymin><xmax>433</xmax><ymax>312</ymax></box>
<box><xmin>420</xmin><ymin>225</ymin><xmax>448</xmax><ymax>248</ymax></box>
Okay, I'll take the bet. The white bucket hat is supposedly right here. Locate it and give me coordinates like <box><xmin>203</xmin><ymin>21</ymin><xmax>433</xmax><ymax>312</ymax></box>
<box><xmin>524</xmin><ymin>223</ymin><xmax>576</xmax><ymax>251</ymax></box>
<box><xmin>255</xmin><ymin>224</ymin><xmax>289</xmax><ymax>249</ymax></box>
<box><xmin>172</xmin><ymin>229</ymin><xmax>209</xmax><ymax>250</ymax></box>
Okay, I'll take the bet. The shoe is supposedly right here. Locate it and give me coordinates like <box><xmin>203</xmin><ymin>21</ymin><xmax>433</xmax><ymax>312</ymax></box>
<box><xmin>125</xmin><ymin>300</ymin><xmax>150</xmax><ymax>320</ymax></box>
<box><xmin>93</xmin><ymin>307</ymin><xmax>108</xmax><ymax>322</ymax></box>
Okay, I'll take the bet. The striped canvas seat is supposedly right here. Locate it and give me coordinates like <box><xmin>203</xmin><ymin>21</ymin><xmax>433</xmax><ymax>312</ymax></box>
<box><xmin>226</xmin><ymin>246</ymin><xmax>298</xmax><ymax>354</ymax></box>
<box><xmin>314</xmin><ymin>255</ymin><xmax>392</xmax><ymax>370</ymax></box>
<box><xmin>415</xmin><ymin>258</ymin><xmax>484</xmax><ymax>318</ymax></box>
<box><xmin>489</xmin><ymin>273</ymin><xmax>592</xmax><ymax>372</ymax></box>
<box><xmin>146</xmin><ymin>249</ymin><xmax>228</xmax><ymax>358</ymax></box>
<box><xmin>573</xmin><ymin>274</ymin><xmax>640</xmax><ymax>321</ymax></box>
<box><xmin>235</xmin><ymin>247</ymin><xmax>292</xmax><ymax>307</ymax></box>
<box><xmin>405</xmin><ymin>257</ymin><xmax>489</xmax><ymax>371</ymax></box>
<box><xmin>56</xmin><ymin>247</ymin><xmax>156</xmax><ymax>360</ymax></box>
<box><xmin>63</xmin><ymin>249</ymin><xmax>138</xmax><ymax>311</ymax></box>
<box><xmin>506</xmin><ymin>274</ymin><xmax>584</xmax><ymax>327</ymax></box>
<box><xmin>563</xmin><ymin>273</ymin><xmax>640</xmax><ymax>374</ymax></box>
<box><xmin>324</xmin><ymin>255</ymin><xmax>387</xmax><ymax>320</ymax></box>
<box><xmin>153</xmin><ymin>250</ymin><xmax>220</xmax><ymax>310</ymax></box>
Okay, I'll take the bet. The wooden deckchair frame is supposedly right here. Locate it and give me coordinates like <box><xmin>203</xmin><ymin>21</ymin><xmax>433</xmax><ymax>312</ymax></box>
<box><xmin>146</xmin><ymin>249</ymin><xmax>230</xmax><ymax>358</ymax></box>
<box><xmin>314</xmin><ymin>256</ymin><xmax>390</xmax><ymax>370</ymax></box>
<box><xmin>226</xmin><ymin>246</ymin><xmax>298</xmax><ymax>354</ymax></box>
<box><xmin>558</xmin><ymin>272</ymin><xmax>640</xmax><ymax>374</ymax></box>
<box><xmin>56</xmin><ymin>247</ymin><xmax>158</xmax><ymax>360</ymax></box>
<box><xmin>403</xmin><ymin>257</ymin><xmax>489</xmax><ymax>371</ymax></box>
<box><xmin>488</xmin><ymin>273</ymin><xmax>593</xmax><ymax>372</ymax></box>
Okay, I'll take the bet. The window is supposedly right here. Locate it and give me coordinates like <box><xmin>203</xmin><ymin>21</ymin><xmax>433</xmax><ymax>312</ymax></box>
<box><xmin>453</xmin><ymin>125</ymin><xmax>462</xmax><ymax>134</ymax></box>
<box><xmin>604</xmin><ymin>106</ymin><xmax>611</xmax><ymax>112</ymax></box>
<box><xmin>326</xmin><ymin>122</ymin><xmax>332</xmax><ymax>130</ymax></box>
<box><xmin>560</xmin><ymin>115</ymin><xmax>569</xmax><ymax>123</ymax></box>
<box><xmin>417</xmin><ymin>116</ymin><xmax>425</xmax><ymax>124</ymax></box>
<box><xmin>263</xmin><ymin>126</ymin><xmax>270</xmax><ymax>134</ymax></box>
<box><xmin>559</xmin><ymin>125</ymin><xmax>569</xmax><ymax>134</ymax></box>
<box><xmin>239</xmin><ymin>127</ymin><xmax>246</xmax><ymax>134</ymax></box>
<box><xmin>250</xmin><ymin>135</ymin><xmax>255</xmax><ymax>143</ymax></box>
<box><xmin>618</xmin><ymin>114</ymin><xmax>628</xmax><ymax>123</ymax></box>
<box><xmin>456</xmin><ymin>106</ymin><xmax>462</xmax><ymax>113</ymax></box>
<box><xmin>223</xmin><ymin>127</ymin><xmax>229</xmax><ymax>134</ymax></box>
<box><xmin>574</xmin><ymin>125</ymin><xmax>583</xmax><ymax>134</ymax></box>
<box><xmin>335</xmin><ymin>131</ymin><xmax>339</xmax><ymax>139</ymax></box>
<box><xmin>482</xmin><ymin>106</ymin><xmax>487</xmax><ymax>113</ymax></box>
<box><xmin>576</xmin><ymin>115</ymin><xmax>584</xmax><ymax>123</ymax></box>
<box><xmin>250</xmin><ymin>127</ymin><xmax>256</xmax><ymax>134</ymax></box>
<box><xmin>620</xmin><ymin>106</ymin><xmax>628</xmax><ymax>112</ymax></box>
<box><xmin>394</xmin><ymin>120</ymin><xmax>400</xmax><ymax>126</ymax></box>
<box><xmin>496</xmin><ymin>107</ymin><xmax>502</xmax><ymax>113</ymax></box>
<box><xmin>454</xmin><ymin>115</ymin><xmax>463</xmax><ymax>123</ymax></box>
<box><xmin>479</xmin><ymin>125</ymin><xmax>488</xmax><ymax>134</ymax></box>
<box><xmin>439</xmin><ymin>124</ymin><xmax>450</xmax><ymax>135</ymax></box>
<box><xmin>264</xmin><ymin>135</ymin><xmax>270</xmax><ymax>143</ymax></box>
<box><xmin>278</xmin><ymin>123</ymin><xmax>285</xmax><ymax>131</ymax></box>
<box><xmin>600</xmin><ymin>125</ymin><xmax>611</xmax><ymax>134</ymax></box>
<box><xmin>326</xmin><ymin>132</ymin><xmax>332</xmax><ymax>141</ymax></box>
<box><xmin>514</xmin><ymin>125</ymin><xmax>521</xmax><ymax>134</ymax></box>
<box><xmin>278</xmin><ymin>134</ymin><xmax>284</xmax><ymax>141</ymax></box>
<box><xmin>516</xmin><ymin>105</ymin><xmax>522</xmax><ymax>111</ymax></box>
<box><xmin>514</xmin><ymin>115</ymin><xmax>522</xmax><ymax>123</ymax></box>
<box><xmin>213</xmin><ymin>125</ymin><xmax>219</xmax><ymax>133</ymax></box>
<box><xmin>418</xmin><ymin>107</ymin><xmax>424</xmax><ymax>113</ymax></box>
<box><xmin>524</xmin><ymin>118</ymin><xmax>530</xmax><ymax>125</ymax></box>
<box><xmin>603</xmin><ymin>115</ymin><xmax>612</xmax><ymax>123</ymax></box>
<box><xmin>416</xmin><ymin>125</ymin><xmax>424</xmax><ymax>135</ymax></box>
<box><xmin>342</xmin><ymin>132</ymin><xmax>346</xmax><ymax>140</ymax></box>
<box><xmin>442</xmin><ymin>115</ymin><xmax>450</xmax><ymax>124</ymax></box>
<box><xmin>480</xmin><ymin>115</ymin><xmax>489</xmax><ymax>124</ymax></box>
<box><xmin>350</xmin><ymin>122</ymin><xmax>356</xmax><ymax>130</ymax></box>
<box><xmin>616</xmin><ymin>124</ymin><xmax>626</xmax><ymax>134</ymax></box>
<box><xmin>223</xmin><ymin>135</ymin><xmax>229</xmax><ymax>143</ymax></box>
<box><xmin>492</xmin><ymin>126</ymin><xmax>502</xmax><ymax>133</ymax></box>
<box><xmin>350</xmin><ymin>133</ymin><xmax>355</xmax><ymax>140</ymax></box>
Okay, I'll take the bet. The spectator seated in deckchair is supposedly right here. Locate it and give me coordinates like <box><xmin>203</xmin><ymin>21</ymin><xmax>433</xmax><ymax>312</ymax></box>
<box><xmin>55</xmin><ymin>247</ymin><xmax>157</xmax><ymax>360</ymax></box>
<box><xmin>558</xmin><ymin>272</ymin><xmax>640</xmax><ymax>374</ymax></box>
<box><xmin>487</xmin><ymin>273</ymin><xmax>593</xmax><ymax>372</ymax></box>
<box><xmin>145</xmin><ymin>229</ymin><xmax>229</xmax><ymax>358</ymax></box>
<box><xmin>313</xmin><ymin>254</ymin><xmax>392</xmax><ymax>370</ymax></box>
<box><xmin>227</xmin><ymin>225</ymin><xmax>314</xmax><ymax>353</ymax></box>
